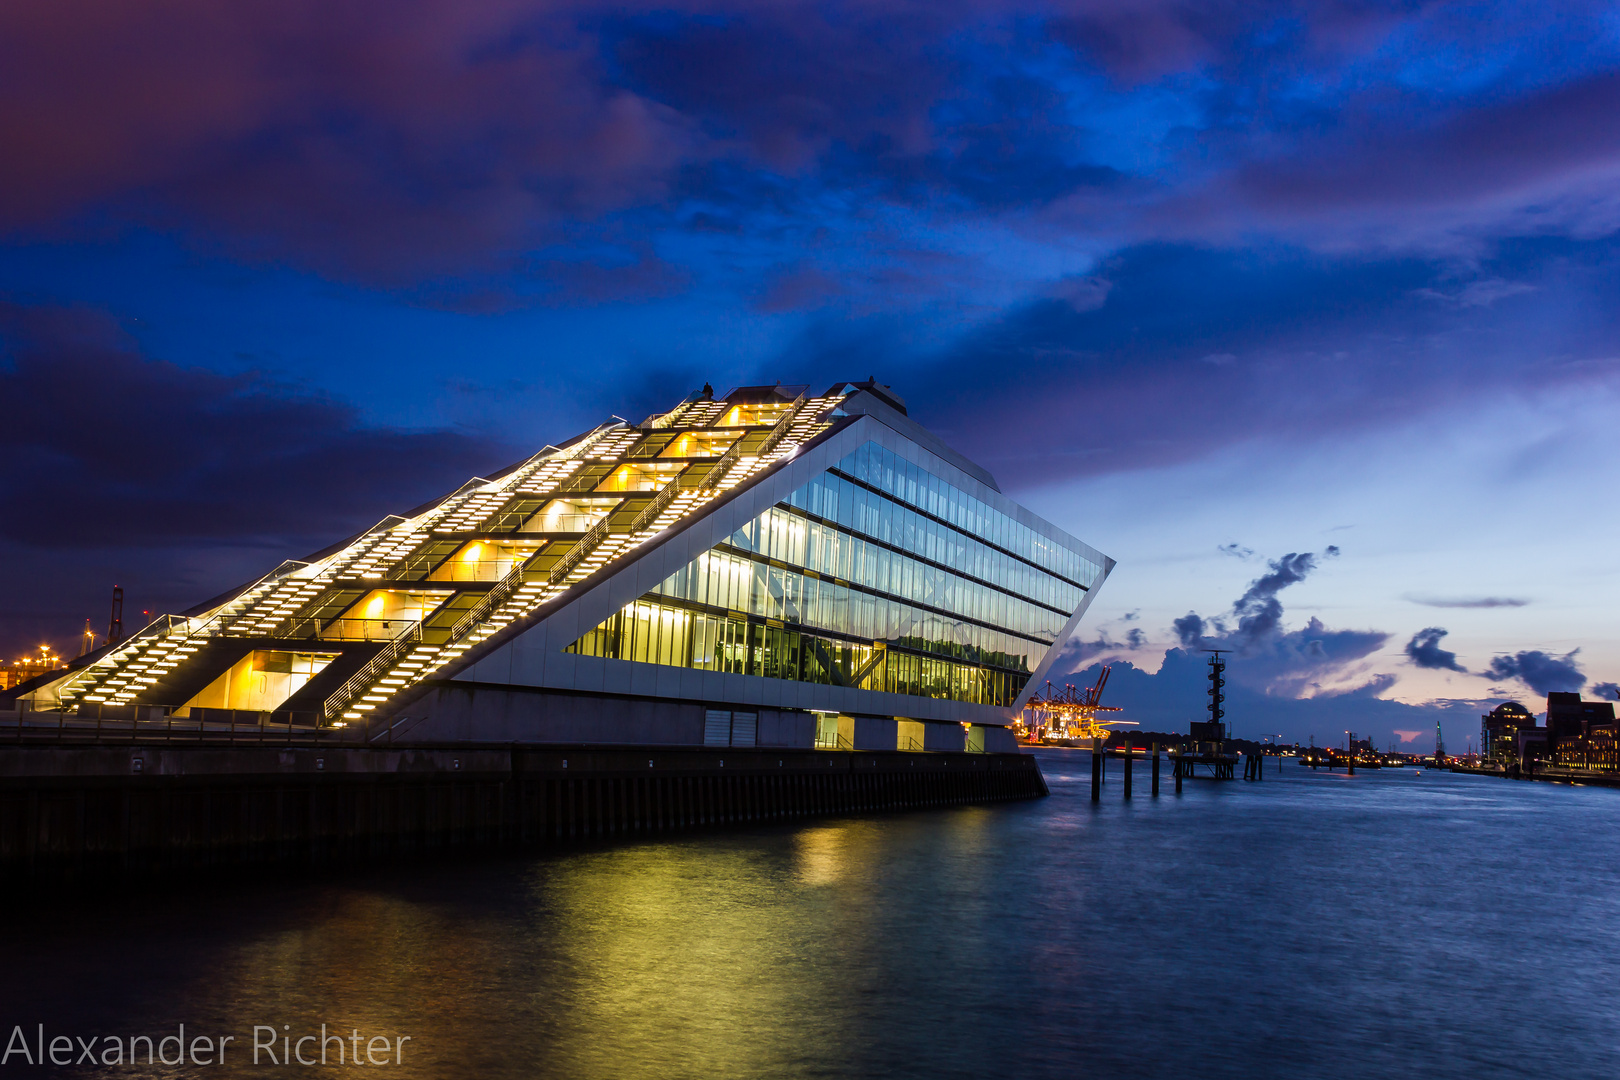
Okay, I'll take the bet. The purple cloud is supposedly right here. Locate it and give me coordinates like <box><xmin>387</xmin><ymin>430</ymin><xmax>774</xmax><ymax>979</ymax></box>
<box><xmin>1484</xmin><ymin>650</ymin><xmax>1586</xmax><ymax>695</ymax></box>
<box><xmin>1405</xmin><ymin>628</ymin><xmax>1466</xmax><ymax>672</ymax></box>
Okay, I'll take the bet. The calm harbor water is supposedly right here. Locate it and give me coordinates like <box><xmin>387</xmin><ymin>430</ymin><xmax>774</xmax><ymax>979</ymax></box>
<box><xmin>5</xmin><ymin>750</ymin><xmax>1618</xmax><ymax>1078</ymax></box>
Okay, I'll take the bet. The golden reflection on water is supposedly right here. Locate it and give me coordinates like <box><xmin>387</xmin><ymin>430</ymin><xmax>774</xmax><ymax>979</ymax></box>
<box><xmin>22</xmin><ymin>762</ymin><xmax>1620</xmax><ymax>1080</ymax></box>
<box><xmin>794</xmin><ymin>823</ymin><xmax>855</xmax><ymax>886</ymax></box>
<box><xmin>148</xmin><ymin>815</ymin><xmax>950</xmax><ymax>1079</ymax></box>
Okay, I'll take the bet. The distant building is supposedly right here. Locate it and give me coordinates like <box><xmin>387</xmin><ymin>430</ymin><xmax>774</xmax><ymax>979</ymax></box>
<box><xmin>1546</xmin><ymin>692</ymin><xmax>1615</xmax><ymax>752</ymax></box>
<box><xmin>1545</xmin><ymin>692</ymin><xmax>1619</xmax><ymax>771</ymax></box>
<box><xmin>1481</xmin><ymin>701</ymin><xmax>1538</xmax><ymax>763</ymax></box>
<box><xmin>0</xmin><ymin>648</ymin><xmax>67</xmax><ymax>692</ymax></box>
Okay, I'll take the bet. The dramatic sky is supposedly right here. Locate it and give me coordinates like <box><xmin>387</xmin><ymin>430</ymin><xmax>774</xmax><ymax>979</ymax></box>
<box><xmin>5</xmin><ymin>0</ymin><xmax>1620</xmax><ymax>747</ymax></box>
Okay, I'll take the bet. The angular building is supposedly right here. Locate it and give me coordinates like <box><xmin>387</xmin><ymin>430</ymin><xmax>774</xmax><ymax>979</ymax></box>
<box><xmin>14</xmin><ymin>381</ymin><xmax>1113</xmax><ymax>754</ymax></box>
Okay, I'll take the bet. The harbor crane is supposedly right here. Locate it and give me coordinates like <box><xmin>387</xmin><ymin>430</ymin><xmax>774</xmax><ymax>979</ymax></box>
<box><xmin>1019</xmin><ymin>666</ymin><xmax>1134</xmax><ymax>745</ymax></box>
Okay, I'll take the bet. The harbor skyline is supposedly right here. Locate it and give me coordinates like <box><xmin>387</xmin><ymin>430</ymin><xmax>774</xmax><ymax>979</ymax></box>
<box><xmin>5</xmin><ymin>0</ymin><xmax>1620</xmax><ymax>746</ymax></box>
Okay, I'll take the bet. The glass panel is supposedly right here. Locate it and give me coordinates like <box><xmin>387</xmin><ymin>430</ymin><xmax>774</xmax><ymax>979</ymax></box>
<box><xmin>566</xmin><ymin>597</ymin><xmax>1030</xmax><ymax>707</ymax></box>
<box><xmin>832</xmin><ymin>441</ymin><xmax>1105</xmax><ymax>587</ymax></box>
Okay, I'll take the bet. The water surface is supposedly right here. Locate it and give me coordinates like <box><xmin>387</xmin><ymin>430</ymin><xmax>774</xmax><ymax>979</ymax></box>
<box><xmin>5</xmin><ymin>751</ymin><xmax>1615</xmax><ymax>1078</ymax></box>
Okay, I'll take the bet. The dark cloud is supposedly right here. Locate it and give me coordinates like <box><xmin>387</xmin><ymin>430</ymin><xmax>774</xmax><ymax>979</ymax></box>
<box><xmin>825</xmin><ymin>236</ymin><xmax>1620</xmax><ymax>486</ymax></box>
<box><xmin>0</xmin><ymin>303</ymin><xmax>508</xmax><ymax>548</ymax></box>
<box><xmin>1320</xmin><ymin>673</ymin><xmax>1399</xmax><ymax>699</ymax></box>
<box><xmin>1173</xmin><ymin>613</ymin><xmax>1206</xmax><ymax>648</ymax></box>
<box><xmin>1167</xmin><ymin>546</ymin><xmax>1387</xmax><ymax>697</ymax></box>
<box><xmin>1484</xmin><ymin>650</ymin><xmax>1586</xmax><ymax>695</ymax></box>
<box><xmin>1230</xmin><ymin>549</ymin><xmax>1335</xmax><ymax>648</ymax></box>
<box><xmin>1593</xmin><ymin>682</ymin><xmax>1620</xmax><ymax>701</ymax></box>
<box><xmin>1405</xmin><ymin>627</ymin><xmax>1466</xmax><ymax>672</ymax></box>
<box><xmin>1408</xmin><ymin>595</ymin><xmax>1531</xmax><ymax>608</ymax></box>
<box><xmin>0</xmin><ymin>301</ymin><xmax>510</xmax><ymax>655</ymax></box>
<box><xmin>1073</xmin><ymin>624</ymin><xmax>1150</xmax><ymax>662</ymax></box>
<box><xmin>4</xmin><ymin>0</ymin><xmax>1620</xmax><ymax>299</ymax></box>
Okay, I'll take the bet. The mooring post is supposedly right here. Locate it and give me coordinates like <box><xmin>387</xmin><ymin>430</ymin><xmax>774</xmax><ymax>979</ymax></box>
<box><xmin>1257</xmin><ymin>752</ymin><xmax>1264</xmax><ymax>781</ymax></box>
<box><xmin>1175</xmin><ymin>747</ymin><xmax>1183</xmax><ymax>794</ymax></box>
<box><xmin>1091</xmin><ymin>737</ymin><xmax>1102</xmax><ymax>802</ymax></box>
<box><xmin>1152</xmin><ymin>742</ymin><xmax>1160</xmax><ymax>797</ymax></box>
<box><xmin>1123</xmin><ymin>746</ymin><xmax>1132</xmax><ymax>799</ymax></box>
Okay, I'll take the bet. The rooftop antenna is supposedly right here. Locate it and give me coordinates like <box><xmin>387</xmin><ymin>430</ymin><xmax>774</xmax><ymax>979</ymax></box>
<box><xmin>108</xmin><ymin>585</ymin><xmax>124</xmax><ymax>646</ymax></box>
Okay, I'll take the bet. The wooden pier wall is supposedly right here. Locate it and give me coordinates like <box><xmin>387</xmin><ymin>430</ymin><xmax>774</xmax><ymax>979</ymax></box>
<box><xmin>0</xmin><ymin>745</ymin><xmax>1047</xmax><ymax>885</ymax></box>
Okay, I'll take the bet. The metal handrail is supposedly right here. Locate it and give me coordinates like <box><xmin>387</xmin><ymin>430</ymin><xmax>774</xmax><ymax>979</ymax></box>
<box><xmin>322</xmin><ymin>622</ymin><xmax>422</xmax><ymax>720</ymax></box>
<box><xmin>447</xmin><ymin>562</ymin><xmax>529</xmax><ymax>644</ymax></box>
<box><xmin>49</xmin><ymin>613</ymin><xmax>205</xmax><ymax>706</ymax></box>
<box><xmin>756</xmin><ymin>389</ymin><xmax>809</xmax><ymax>458</ymax></box>
<box><xmin>646</xmin><ymin>394</ymin><xmax>703</xmax><ymax>430</ymax></box>
<box><xmin>700</xmin><ymin>433</ymin><xmax>749</xmax><ymax>491</ymax></box>
<box><xmin>547</xmin><ymin>515</ymin><xmax>611</xmax><ymax>584</ymax></box>
<box><xmin>701</xmin><ymin>390</ymin><xmax>807</xmax><ymax>491</ymax></box>
<box><xmin>0</xmin><ymin>715</ymin><xmax>364</xmax><ymax>746</ymax></box>
<box><xmin>629</xmin><ymin>477</ymin><xmax>684</xmax><ymax>533</ymax></box>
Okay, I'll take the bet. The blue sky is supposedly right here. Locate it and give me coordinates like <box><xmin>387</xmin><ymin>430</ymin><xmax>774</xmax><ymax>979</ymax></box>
<box><xmin>5</xmin><ymin>0</ymin><xmax>1620</xmax><ymax>747</ymax></box>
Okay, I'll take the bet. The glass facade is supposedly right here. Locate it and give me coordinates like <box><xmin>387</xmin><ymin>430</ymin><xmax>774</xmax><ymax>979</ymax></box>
<box><xmin>569</xmin><ymin>598</ymin><xmax>1028</xmax><ymax>707</ymax></box>
<box><xmin>566</xmin><ymin>442</ymin><xmax>1097</xmax><ymax>707</ymax></box>
<box><xmin>833</xmin><ymin>441</ymin><xmax>1104</xmax><ymax>587</ymax></box>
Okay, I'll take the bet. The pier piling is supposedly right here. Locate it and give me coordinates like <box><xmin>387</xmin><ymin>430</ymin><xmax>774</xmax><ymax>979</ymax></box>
<box><xmin>1091</xmin><ymin>738</ymin><xmax>1102</xmax><ymax>802</ymax></box>
<box><xmin>1123</xmin><ymin>749</ymin><xmax>1132</xmax><ymax>799</ymax></box>
<box><xmin>1151</xmin><ymin>743</ymin><xmax>1160</xmax><ymax>797</ymax></box>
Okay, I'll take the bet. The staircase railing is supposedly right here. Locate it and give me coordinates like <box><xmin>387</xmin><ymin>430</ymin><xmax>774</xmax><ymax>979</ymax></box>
<box><xmin>547</xmin><ymin>516</ymin><xmax>611</xmax><ymax>584</ymax></box>
<box><xmin>645</xmin><ymin>393</ymin><xmax>704</xmax><ymax>430</ymax></box>
<box><xmin>446</xmin><ymin>562</ymin><xmax>529</xmax><ymax>645</ymax></box>
<box><xmin>756</xmin><ymin>389</ymin><xmax>809</xmax><ymax>458</ymax></box>
<box><xmin>702</xmin><ymin>390</ymin><xmax>807</xmax><ymax>491</ymax></box>
<box><xmin>629</xmin><ymin>477</ymin><xmax>684</xmax><ymax>534</ymax></box>
<box><xmin>322</xmin><ymin>622</ymin><xmax>422</xmax><ymax>721</ymax></box>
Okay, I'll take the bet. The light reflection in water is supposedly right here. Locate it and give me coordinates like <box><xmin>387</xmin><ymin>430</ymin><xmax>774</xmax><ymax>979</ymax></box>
<box><xmin>6</xmin><ymin>756</ymin><xmax>1620</xmax><ymax>1080</ymax></box>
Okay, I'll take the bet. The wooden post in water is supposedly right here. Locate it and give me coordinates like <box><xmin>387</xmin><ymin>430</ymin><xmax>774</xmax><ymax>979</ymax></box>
<box><xmin>1151</xmin><ymin>742</ymin><xmax>1160</xmax><ymax>797</ymax></box>
<box><xmin>1122</xmin><ymin>746</ymin><xmax>1132</xmax><ymax>799</ymax></box>
<box><xmin>1091</xmin><ymin>737</ymin><xmax>1101</xmax><ymax>802</ymax></box>
<box><xmin>1175</xmin><ymin>746</ymin><xmax>1183</xmax><ymax>794</ymax></box>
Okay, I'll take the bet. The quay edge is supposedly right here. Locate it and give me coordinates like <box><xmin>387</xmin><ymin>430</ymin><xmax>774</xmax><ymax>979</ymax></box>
<box><xmin>0</xmin><ymin>743</ymin><xmax>1047</xmax><ymax>885</ymax></box>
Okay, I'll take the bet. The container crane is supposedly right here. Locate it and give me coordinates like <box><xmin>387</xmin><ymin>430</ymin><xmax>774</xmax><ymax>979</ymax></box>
<box><xmin>1018</xmin><ymin>666</ymin><xmax>1134</xmax><ymax>745</ymax></box>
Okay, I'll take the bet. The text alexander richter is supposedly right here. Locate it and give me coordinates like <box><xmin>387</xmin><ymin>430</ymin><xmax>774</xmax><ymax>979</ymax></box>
<box><xmin>3</xmin><ymin>1024</ymin><xmax>411</xmax><ymax>1066</ymax></box>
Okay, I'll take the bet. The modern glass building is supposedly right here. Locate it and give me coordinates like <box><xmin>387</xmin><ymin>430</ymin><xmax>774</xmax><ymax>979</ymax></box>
<box><xmin>12</xmin><ymin>381</ymin><xmax>1112</xmax><ymax>753</ymax></box>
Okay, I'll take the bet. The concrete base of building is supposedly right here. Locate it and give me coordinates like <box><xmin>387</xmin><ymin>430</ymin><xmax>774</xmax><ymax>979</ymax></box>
<box><xmin>0</xmin><ymin>744</ymin><xmax>1047</xmax><ymax>887</ymax></box>
<box><xmin>383</xmin><ymin>683</ymin><xmax>1020</xmax><ymax>754</ymax></box>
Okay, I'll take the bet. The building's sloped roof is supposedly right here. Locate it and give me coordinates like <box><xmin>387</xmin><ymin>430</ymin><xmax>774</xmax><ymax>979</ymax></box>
<box><xmin>36</xmin><ymin>384</ymin><xmax>855</xmax><ymax>723</ymax></box>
